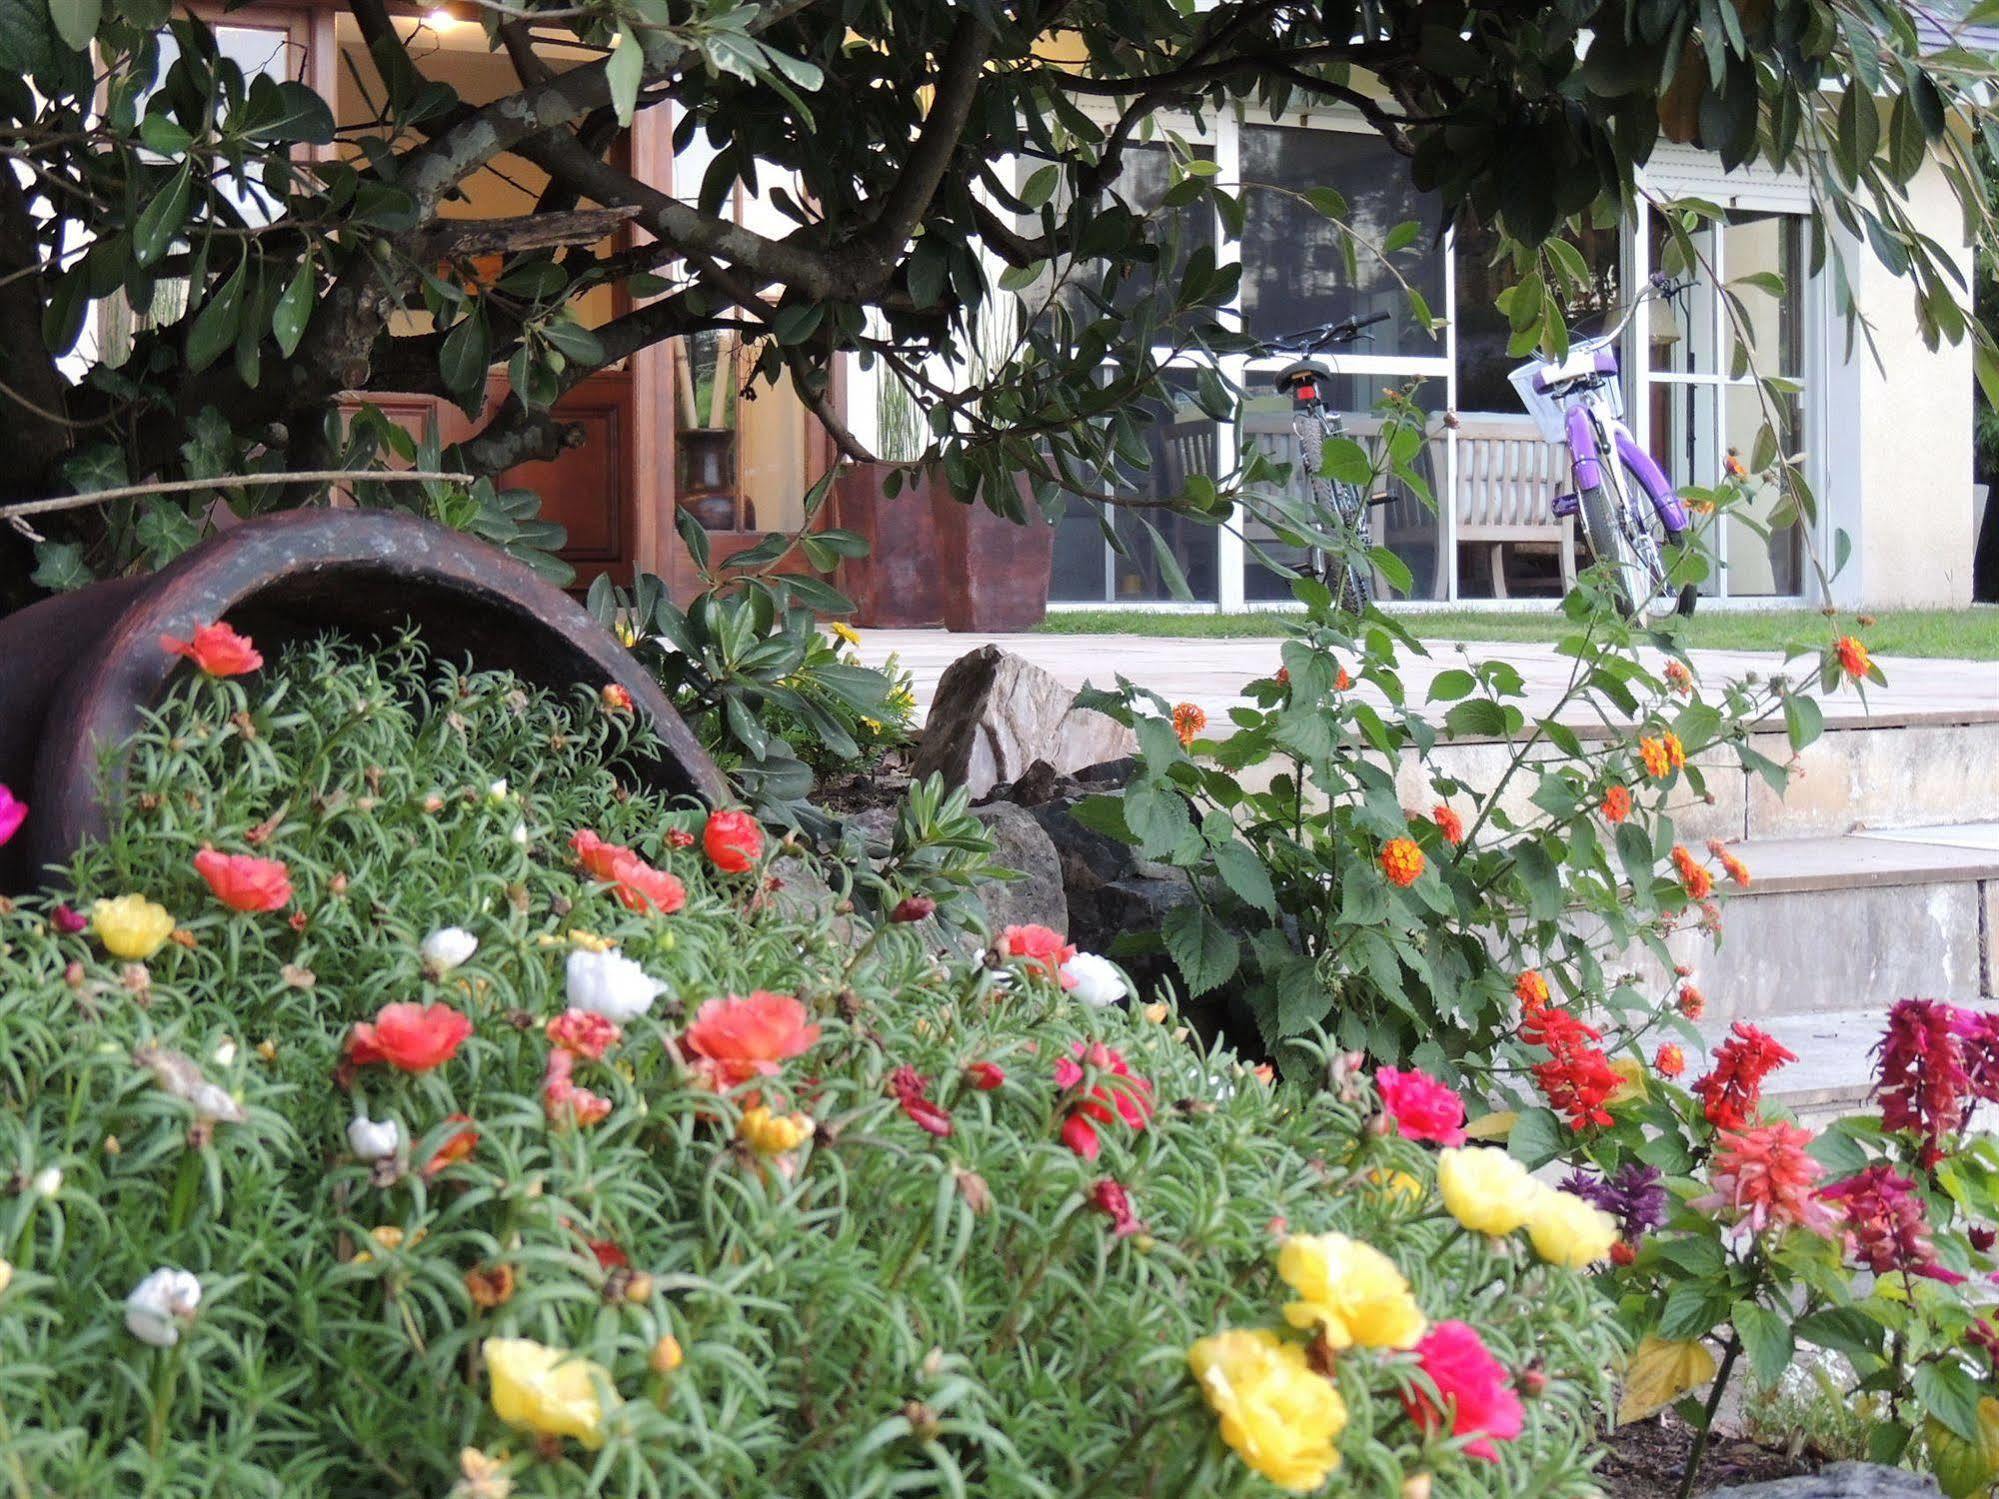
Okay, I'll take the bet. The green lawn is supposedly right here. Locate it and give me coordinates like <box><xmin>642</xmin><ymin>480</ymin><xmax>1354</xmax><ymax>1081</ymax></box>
<box><xmin>1035</xmin><ymin>606</ymin><xmax>1999</xmax><ymax>658</ymax></box>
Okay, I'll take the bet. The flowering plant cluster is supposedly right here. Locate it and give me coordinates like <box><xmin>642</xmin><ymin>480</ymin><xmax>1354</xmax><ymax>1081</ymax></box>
<box><xmin>0</xmin><ymin>632</ymin><xmax>1621</xmax><ymax>1496</ymax></box>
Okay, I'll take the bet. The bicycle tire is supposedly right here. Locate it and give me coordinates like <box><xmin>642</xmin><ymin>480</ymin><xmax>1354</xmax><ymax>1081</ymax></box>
<box><xmin>1327</xmin><ymin>481</ymin><xmax>1374</xmax><ymax>615</ymax></box>
<box><xmin>1576</xmin><ymin>481</ymin><xmax>1661</xmax><ymax>622</ymax></box>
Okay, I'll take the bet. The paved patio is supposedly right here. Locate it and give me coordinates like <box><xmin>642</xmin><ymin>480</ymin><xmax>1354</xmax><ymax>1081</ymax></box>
<box><xmin>856</xmin><ymin>628</ymin><xmax>1999</xmax><ymax>733</ymax></box>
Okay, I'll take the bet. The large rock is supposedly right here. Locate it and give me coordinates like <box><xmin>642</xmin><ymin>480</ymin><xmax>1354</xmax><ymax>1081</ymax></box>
<box><xmin>911</xmin><ymin>646</ymin><xmax>1136</xmax><ymax>800</ymax></box>
<box><xmin>970</xmin><ymin>801</ymin><xmax>1068</xmax><ymax>934</ymax></box>
<box><xmin>1706</xmin><ymin>1464</ymin><xmax>1939</xmax><ymax>1497</ymax></box>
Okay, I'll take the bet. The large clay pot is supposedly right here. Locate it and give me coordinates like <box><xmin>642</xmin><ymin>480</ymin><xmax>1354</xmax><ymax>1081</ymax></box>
<box><xmin>930</xmin><ymin>475</ymin><xmax>1054</xmax><ymax>633</ymax></box>
<box><xmin>832</xmin><ymin>460</ymin><xmax>944</xmax><ymax>628</ymax></box>
<box><xmin>0</xmin><ymin>509</ymin><xmax>728</xmax><ymax>893</ymax></box>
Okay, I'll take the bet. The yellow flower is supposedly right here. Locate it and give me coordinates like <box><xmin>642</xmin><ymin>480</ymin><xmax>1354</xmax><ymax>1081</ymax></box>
<box><xmin>484</xmin><ymin>1337</ymin><xmax>613</xmax><ymax>1450</ymax></box>
<box><xmin>1526</xmin><ymin>1189</ymin><xmax>1619</xmax><ymax>1269</ymax></box>
<box><xmin>1276</xmin><ymin>1234</ymin><xmax>1426</xmax><ymax>1350</ymax></box>
<box><xmin>0</xmin><ymin>1259</ymin><xmax>12</xmax><ymax>1296</ymax></box>
<box><xmin>1366</xmin><ymin>1168</ymin><xmax>1424</xmax><ymax>1201</ymax></box>
<box><xmin>450</xmin><ymin>1447</ymin><xmax>513</xmax><ymax>1499</ymax></box>
<box><xmin>92</xmin><ymin>895</ymin><xmax>176</xmax><ymax>960</ymax></box>
<box><xmin>649</xmin><ymin>1334</ymin><xmax>684</xmax><ymax>1375</ymax></box>
<box><xmin>828</xmin><ymin>621</ymin><xmax>861</xmax><ymax>648</ymax></box>
<box><xmin>1188</xmin><ymin>1328</ymin><xmax>1346</xmax><ymax>1491</ymax></box>
<box><xmin>738</xmin><ymin>1105</ymin><xmax>814</xmax><ymax>1156</ymax></box>
<box><xmin>1437</xmin><ymin>1147</ymin><xmax>1544</xmax><ymax>1237</ymax></box>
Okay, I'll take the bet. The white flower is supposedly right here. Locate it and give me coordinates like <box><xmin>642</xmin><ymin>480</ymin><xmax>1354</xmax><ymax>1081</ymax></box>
<box><xmin>487</xmin><ymin>779</ymin><xmax>510</xmax><ymax>802</ymax></box>
<box><xmin>347</xmin><ymin>1116</ymin><xmax>403</xmax><ymax>1162</ymax></box>
<box><xmin>30</xmin><ymin>1167</ymin><xmax>61</xmax><ymax>1198</ymax></box>
<box><xmin>1062</xmin><ymin>951</ymin><xmax>1130</xmax><ymax>1008</ymax></box>
<box><xmin>565</xmin><ymin>948</ymin><xmax>665</xmax><ymax>1022</ymax></box>
<box><xmin>421</xmin><ymin>927</ymin><xmax>479</xmax><ymax>974</ymax></box>
<box><xmin>509</xmin><ymin>821</ymin><xmax>528</xmax><ymax>847</ymax></box>
<box><xmin>125</xmin><ymin>1267</ymin><xmax>201</xmax><ymax>1347</ymax></box>
<box><xmin>190</xmin><ymin>1082</ymin><xmax>247</xmax><ymax>1124</ymax></box>
<box><xmin>211</xmin><ymin>1038</ymin><xmax>237</xmax><ymax>1068</ymax></box>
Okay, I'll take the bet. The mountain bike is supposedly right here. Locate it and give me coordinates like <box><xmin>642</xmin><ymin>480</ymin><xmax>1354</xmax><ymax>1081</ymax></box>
<box><xmin>1509</xmin><ymin>273</ymin><xmax>1699</xmax><ymax>621</ymax></box>
<box><xmin>1270</xmin><ymin>310</ymin><xmax>1395</xmax><ymax>615</ymax></box>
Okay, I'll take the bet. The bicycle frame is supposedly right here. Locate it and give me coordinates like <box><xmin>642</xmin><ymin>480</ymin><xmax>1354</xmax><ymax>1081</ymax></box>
<box><xmin>1562</xmin><ymin>402</ymin><xmax>1690</xmax><ymax>535</ymax></box>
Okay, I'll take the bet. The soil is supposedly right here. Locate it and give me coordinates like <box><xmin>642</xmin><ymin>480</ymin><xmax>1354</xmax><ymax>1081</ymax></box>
<box><xmin>1597</xmin><ymin>1412</ymin><xmax>1824</xmax><ymax>1496</ymax></box>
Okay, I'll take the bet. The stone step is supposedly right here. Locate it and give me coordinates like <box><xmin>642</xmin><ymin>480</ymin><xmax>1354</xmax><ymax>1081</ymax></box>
<box><xmin>1643</xmin><ymin>824</ymin><xmax>1998</xmax><ymax>1026</ymax></box>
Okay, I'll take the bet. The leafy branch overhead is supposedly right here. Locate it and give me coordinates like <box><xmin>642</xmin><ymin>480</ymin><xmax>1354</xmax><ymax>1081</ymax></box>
<box><xmin>1</xmin><ymin>0</ymin><xmax>1994</xmax><ymax>595</ymax></box>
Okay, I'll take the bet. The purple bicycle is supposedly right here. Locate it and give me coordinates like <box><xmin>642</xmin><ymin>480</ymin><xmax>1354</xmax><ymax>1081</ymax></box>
<box><xmin>1509</xmin><ymin>273</ymin><xmax>1699</xmax><ymax>622</ymax></box>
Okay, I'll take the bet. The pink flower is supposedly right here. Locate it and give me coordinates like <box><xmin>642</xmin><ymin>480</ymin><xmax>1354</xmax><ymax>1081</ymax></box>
<box><xmin>1375</xmin><ymin>1066</ymin><xmax>1467</xmax><ymax>1147</ymax></box>
<box><xmin>51</xmin><ymin>904</ymin><xmax>87</xmax><ymax>935</ymax></box>
<box><xmin>683</xmin><ymin>991</ymin><xmax>820</xmax><ymax>1087</ymax></box>
<box><xmin>0</xmin><ymin>784</ymin><xmax>26</xmax><ymax>847</ymax></box>
<box><xmin>542</xmin><ymin>1048</ymin><xmax>612</xmax><ymax>1127</ymax></box>
<box><xmin>347</xmin><ymin>1002</ymin><xmax>473</xmax><ymax>1072</ymax></box>
<box><xmin>963</xmin><ymin>1061</ymin><xmax>1006</xmax><ymax>1091</ymax></box>
<box><xmin>194</xmin><ymin>847</ymin><xmax>293</xmax><ymax>913</ymax></box>
<box><xmin>888</xmin><ymin>1066</ymin><xmax>953</xmax><ymax>1138</ymax></box>
<box><xmin>1820</xmin><ymin>1164</ymin><xmax>1965</xmax><ymax>1284</ymax></box>
<box><xmin>1875</xmin><ymin>999</ymin><xmax>1998</xmax><ymax>1166</ymax></box>
<box><xmin>1402</xmin><ymin>1321</ymin><xmax>1525</xmax><ymax>1462</ymax></box>
<box><xmin>1689</xmin><ymin>1123</ymin><xmax>1838</xmax><ymax>1238</ymax></box>
<box><xmin>1054</xmin><ymin>1043</ymin><xmax>1154</xmax><ymax>1159</ymax></box>
<box><xmin>1090</xmin><ymin>1179</ymin><xmax>1142</xmax><ymax>1237</ymax></box>
<box><xmin>546</xmin><ymin>1009</ymin><xmax>621</xmax><ymax>1061</ymax></box>
<box><xmin>998</xmin><ymin>924</ymin><xmax>1077</xmax><ymax>985</ymax></box>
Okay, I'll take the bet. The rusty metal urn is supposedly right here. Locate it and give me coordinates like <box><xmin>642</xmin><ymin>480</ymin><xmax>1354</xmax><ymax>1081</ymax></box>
<box><xmin>0</xmin><ymin>509</ymin><xmax>727</xmax><ymax>893</ymax></box>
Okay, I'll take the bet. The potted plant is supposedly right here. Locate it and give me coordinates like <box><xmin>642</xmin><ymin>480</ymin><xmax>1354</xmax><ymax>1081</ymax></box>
<box><xmin>830</xmin><ymin>368</ymin><xmax>944</xmax><ymax>627</ymax></box>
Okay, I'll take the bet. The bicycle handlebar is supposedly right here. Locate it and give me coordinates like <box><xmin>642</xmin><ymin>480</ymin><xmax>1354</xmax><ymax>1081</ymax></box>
<box><xmin>1271</xmin><ymin>310</ymin><xmax>1393</xmax><ymax>354</ymax></box>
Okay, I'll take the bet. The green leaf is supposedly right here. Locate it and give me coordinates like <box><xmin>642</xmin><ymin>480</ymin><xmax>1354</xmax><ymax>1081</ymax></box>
<box><xmin>607</xmin><ymin>25</ymin><xmax>643</xmax><ymax>125</ymax></box>
<box><xmin>1915</xmin><ymin>1362</ymin><xmax>1985</xmax><ymax>1445</ymax></box>
<box><xmin>138</xmin><ymin>111</ymin><xmax>193</xmax><ymax>155</ymax></box>
<box><xmin>185</xmin><ymin>250</ymin><xmax>248</xmax><ymax>374</ymax></box>
<box><xmin>1426</xmin><ymin>668</ymin><xmax>1477</xmax><ymax>702</ymax></box>
<box><xmin>1443</xmin><ymin>699</ymin><xmax>1507</xmax><ymax>738</ymax></box>
<box><xmin>1066</xmin><ymin>794</ymin><xmax>1134</xmax><ymax>844</ymax></box>
<box><xmin>1732</xmin><ymin>1303</ymin><xmax>1794</xmax><ymax>1388</ymax></box>
<box><xmin>272</xmin><ymin>257</ymin><xmax>313</xmax><ymax>357</ymax></box>
<box><xmin>540</xmin><ymin>317</ymin><xmax>604</xmax><ymax>365</ymax></box>
<box><xmin>440</xmin><ymin>311</ymin><xmax>492</xmax><ymax>396</ymax></box>
<box><xmin>1211</xmin><ymin>837</ymin><xmax>1277</xmax><ymax>916</ymax></box>
<box><xmin>133</xmin><ymin>160</ymin><xmax>193</xmax><ymax>268</ymax></box>
<box><xmin>1161</xmin><ymin>903</ymin><xmax>1238</xmax><ymax>997</ymax></box>
<box><xmin>1794</xmin><ymin>1306</ymin><xmax>1885</xmax><ymax>1363</ymax></box>
<box><xmin>1507</xmin><ymin>1107</ymin><xmax>1565</xmax><ymax>1169</ymax></box>
<box><xmin>1783</xmin><ymin>693</ymin><xmax>1823</xmax><ymax>752</ymax></box>
<box><xmin>47</xmin><ymin>0</ymin><xmax>98</xmax><ymax>50</ymax></box>
<box><xmin>1657</xmin><ymin>1283</ymin><xmax>1727</xmax><ymax>1342</ymax></box>
<box><xmin>29</xmin><ymin>539</ymin><xmax>92</xmax><ymax>591</ymax></box>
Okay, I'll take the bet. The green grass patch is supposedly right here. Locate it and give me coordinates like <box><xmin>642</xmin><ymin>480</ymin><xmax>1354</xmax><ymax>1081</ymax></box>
<box><xmin>1037</xmin><ymin>606</ymin><xmax>1999</xmax><ymax>658</ymax></box>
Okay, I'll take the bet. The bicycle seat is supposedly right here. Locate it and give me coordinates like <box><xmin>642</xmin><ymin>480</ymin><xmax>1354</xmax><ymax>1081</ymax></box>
<box><xmin>1273</xmin><ymin>361</ymin><xmax>1330</xmax><ymax>394</ymax></box>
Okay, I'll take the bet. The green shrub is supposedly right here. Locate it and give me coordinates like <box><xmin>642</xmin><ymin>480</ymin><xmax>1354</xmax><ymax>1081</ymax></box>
<box><xmin>0</xmin><ymin>634</ymin><xmax>1620</xmax><ymax>1496</ymax></box>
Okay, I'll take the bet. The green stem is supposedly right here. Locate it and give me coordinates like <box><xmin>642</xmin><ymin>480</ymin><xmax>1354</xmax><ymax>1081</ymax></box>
<box><xmin>1675</xmin><ymin>1334</ymin><xmax>1740</xmax><ymax>1499</ymax></box>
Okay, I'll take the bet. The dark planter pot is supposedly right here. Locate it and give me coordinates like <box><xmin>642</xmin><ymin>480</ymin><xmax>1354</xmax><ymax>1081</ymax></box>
<box><xmin>929</xmin><ymin>476</ymin><xmax>1054</xmax><ymax>633</ymax></box>
<box><xmin>831</xmin><ymin>461</ymin><xmax>944</xmax><ymax>628</ymax></box>
<box><xmin>0</xmin><ymin>509</ymin><xmax>728</xmax><ymax>894</ymax></box>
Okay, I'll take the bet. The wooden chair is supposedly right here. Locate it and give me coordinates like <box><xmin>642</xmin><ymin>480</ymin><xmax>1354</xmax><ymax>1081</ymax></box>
<box><xmin>1450</xmin><ymin>414</ymin><xmax>1576</xmax><ymax>597</ymax></box>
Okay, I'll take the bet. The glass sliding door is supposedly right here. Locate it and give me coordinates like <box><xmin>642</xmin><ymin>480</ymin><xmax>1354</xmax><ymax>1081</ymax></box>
<box><xmin>1642</xmin><ymin>207</ymin><xmax>1812</xmax><ymax>598</ymax></box>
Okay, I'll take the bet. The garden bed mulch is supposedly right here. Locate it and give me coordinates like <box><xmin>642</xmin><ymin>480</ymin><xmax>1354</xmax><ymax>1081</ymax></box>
<box><xmin>1598</xmin><ymin>1412</ymin><xmax>1819</xmax><ymax>1496</ymax></box>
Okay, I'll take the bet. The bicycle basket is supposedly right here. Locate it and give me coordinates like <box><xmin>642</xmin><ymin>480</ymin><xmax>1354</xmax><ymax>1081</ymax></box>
<box><xmin>1507</xmin><ymin>358</ymin><xmax>1624</xmax><ymax>446</ymax></box>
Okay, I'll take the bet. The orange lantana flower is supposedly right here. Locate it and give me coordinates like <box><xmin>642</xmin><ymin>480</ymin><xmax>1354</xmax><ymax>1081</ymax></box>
<box><xmin>1662</xmin><ymin>732</ymin><xmax>1686</xmax><ymax>769</ymax></box>
<box><xmin>1638</xmin><ymin>737</ymin><xmax>1671</xmax><ymax>780</ymax></box>
<box><xmin>1380</xmin><ymin>837</ymin><xmax>1425</xmax><ymax>888</ymax></box>
<box><xmin>1654</xmin><ymin>1044</ymin><xmax>1686</xmax><ymax>1078</ymax></box>
<box><xmin>1432</xmin><ymin>804</ymin><xmax>1464</xmax><ymax>846</ymax></box>
<box><xmin>1601</xmin><ymin>784</ymin><xmax>1632</xmax><ymax>823</ymax></box>
<box><xmin>1835</xmin><ymin>636</ymin><xmax>1871</xmax><ymax>679</ymax></box>
<box><xmin>1171</xmin><ymin>702</ymin><xmax>1207</xmax><ymax>747</ymax></box>
<box><xmin>1671</xmin><ymin>844</ymin><xmax>1714</xmax><ymax>900</ymax></box>
<box><xmin>1663</xmin><ymin>661</ymin><xmax>1693</xmax><ymax>696</ymax></box>
<box><xmin>1707</xmin><ymin>838</ymin><xmax>1752</xmax><ymax>887</ymax></box>
<box><xmin>1514</xmin><ymin>970</ymin><xmax>1551</xmax><ymax>1010</ymax></box>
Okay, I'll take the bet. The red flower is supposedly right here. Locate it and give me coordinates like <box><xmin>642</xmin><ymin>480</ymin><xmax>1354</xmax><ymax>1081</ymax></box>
<box><xmin>1835</xmin><ymin>635</ymin><xmax>1871</xmax><ymax>680</ymax></box>
<box><xmin>888</xmin><ymin>1066</ymin><xmax>953</xmax><ymax>1137</ymax></box>
<box><xmin>1690</xmin><ymin>1022</ymin><xmax>1796</xmax><ymax>1130</ymax></box>
<box><xmin>1380</xmin><ymin>836</ymin><xmax>1425</xmax><ymax>888</ymax></box>
<box><xmin>194</xmin><ymin>847</ymin><xmax>293</xmax><ymax>913</ymax></box>
<box><xmin>1664</xmin><ymin>660</ymin><xmax>1694</xmax><ymax>696</ymax></box>
<box><xmin>1521</xmin><ymin>1003</ymin><xmax>1619</xmax><ymax>1130</ymax></box>
<box><xmin>0</xmin><ymin>785</ymin><xmax>25</xmax><ymax>847</ymax></box>
<box><xmin>684</xmin><ymin>991</ymin><xmax>820</xmax><ymax>1087</ymax></box>
<box><xmin>348</xmin><ymin>1002</ymin><xmax>473</xmax><ymax>1072</ymax></box>
<box><xmin>601</xmin><ymin>683</ymin><xmax>634</xmax><ymax>714</ymax></box>
<box><xmin>997</xmin><ymin>924</ymin><xmax>1077</xmax><ymax>984</ymax></box>
<box><xmin>547</xmin><ymin>1008</ymin><xmax>622</xmax><ymax>1061</ymax></box>
<box><xmin>1335</xmin><ymin>667</ymin><xmax>1353</xmax><ymax>691</ymax></box>
<box><xmin>1432</xmin><ymin>804</ymin><xmax>1465</xmax><ymax>846</ymax></box>
<box><xmin>665</xmin><ymin>826</ymin><xmax>696</xmax><ymax>849</ymax></box>
<box><xmin>1601</xmin><ymin>784</ymin><xmax>1632</xmax><ymax>823</ymax></box>
<box><xmin>963</xmin><ymin>1061</ymin><xmax>1006</xmax><ymax>1091</ymax></box>
<box><xmin>1374</xmin><ymin>1066</ymin><xmax>1467</xmax><ymax>1147</ymax></box>
<box><xmin>160</xmin><ymin>620</ymin><xmax>263</xmax><ymax>677</ymax></box>
<box><xmin>1671</xmin><ymin>844</ymin><xmax>1714</xmax><ymax>900</ymax></box>
<box><xmin>703</xmin><ymin>809</ymin><xmax>765</xmax><ymax>874</ymax></box>
<box><xmin>51</xmin><ymin>904</ymin><xmax>87</xmax><ymax>935</ymax></box>
<box><xmin>1090</xmin><ymin>1178</ymin><xmax>1142</xmax><ymax>1238</ymax></box>
<box><xmin>1875</xmin><ymin>999</ymin><xmax>1990</xmax><ymax>1162</ymax></box>
<box><xmin>891</xmin><ymin>895</ymin><xmax>937</xmax><ymax>924</ymax></box>
<box><xmin>1820</xmin><ymin>1164</ymin><xmax>1963</xmax><ymax>1283</ymax></box>
<box><xmin>1609</xmin><ymin>1239</ymin><xmax>1637</xmax><ymax>1267</ymax></box>
<box><xmin>571</xmin><ymin>830</ymin><xmax>686</xmax><ymax>915</ymax></box>
<box><xmin>1402</xmin><ymin>1321</ymin><xmax>1525</xmax><ymax>1462</ymax></box>
<box><xmin>423</xmin><ymin>1114</ymin><xmax>479</xmax><ymax>1177</ymax></box>
<box><xmin>1654</xmin><ymin>1043</ymin><xmax>1686</xmax><ymax>1079</ymax></box>
<box><xmin>1055</xmin><ymin>1042</ymin><xmax>1154</xmax><ymax>1159</ymax></box>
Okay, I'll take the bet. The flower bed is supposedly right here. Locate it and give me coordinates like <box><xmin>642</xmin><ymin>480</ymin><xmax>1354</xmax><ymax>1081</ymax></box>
<box><xmin>0</xmin><ymin>631</ymin><xmax>1624</xmax><ymax>1495</ymax></box>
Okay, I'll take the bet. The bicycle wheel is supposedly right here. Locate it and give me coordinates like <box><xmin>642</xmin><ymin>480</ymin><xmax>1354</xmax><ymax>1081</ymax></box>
<box><xmin>1327</xmin><ymin>480</ymin><xmax>1374</xmax><ymax>615</ymax></box>
<box><xmin>1576</xmin><ymin>479</ymin><xmax>1663</xmax><ymax>622</ymax></box>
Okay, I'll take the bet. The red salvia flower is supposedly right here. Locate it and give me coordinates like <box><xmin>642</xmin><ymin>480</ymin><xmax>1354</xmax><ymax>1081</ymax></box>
<box><xmin>1819</xmin><ymin>1164</ymin><xmax>1963</xmax><ymax>1283</ymax></box>
<box><xmin>1875</xmin><ymin>999</ymin><xmax>1988</xmax><ymax>1165</ymax></box>
<box><xmin>1690</xmin><ymin>1022</ymin><xmax>1795</xmax><ymax>1130</ymax></box>
<box><xmin>1520</xmin><ymin>1003</ymin><xmax>1619</xmax><ymax>1130</ymax></box>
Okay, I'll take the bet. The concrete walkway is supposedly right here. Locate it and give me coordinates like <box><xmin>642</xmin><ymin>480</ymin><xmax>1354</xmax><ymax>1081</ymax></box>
<box><xmin>856</xmin><ymin>628</ymin><xmax>1999</xmax><ymax>733</ymax></box>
